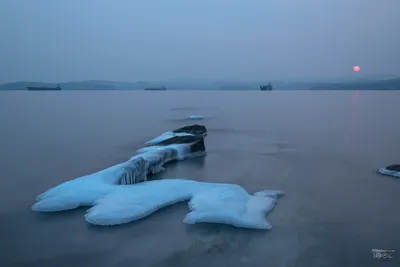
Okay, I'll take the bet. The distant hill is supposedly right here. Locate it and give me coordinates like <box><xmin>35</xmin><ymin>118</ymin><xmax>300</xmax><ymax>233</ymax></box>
<box><xmin>309</xmin><ymin>78</ymin><xmax>400</xmax><ymax>90</ymax></box>
<box><xmin>0</xmin><ymin>81</ymin><xmax>57</xmax><ymax>90</ymax></box>
<box><xmin>0</xmin><ymin>80</ymin><xmax>259</xmax><ymax>90</ymax></box>
<box><xmin>0</xmin><ymin>81</ymin><xmax>159</xmax><ymax>90</ymax></box>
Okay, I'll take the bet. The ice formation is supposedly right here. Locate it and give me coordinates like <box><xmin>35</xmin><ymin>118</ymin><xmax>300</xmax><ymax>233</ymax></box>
<box><xmin>378</xmin><ymin>165</ymin><xmax>400</xmax><ymax>178</ymax></box>
<box><xmin>31</xmin><ymin>125</ymin><xmax>284</xmax><ymax>229</ymax></box>
<box><xmin>33</xmin><ymin>178</ymin><xmax>283</xmax><ymax>229</ymax></box>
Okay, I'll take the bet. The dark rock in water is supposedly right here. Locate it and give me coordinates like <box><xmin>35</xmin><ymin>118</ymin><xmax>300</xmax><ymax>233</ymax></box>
<box><xmin>156</xmin><ymin>134</ymin><xmax>202</xmax><ymax>145</ymax></box>
<box><xmin>385</xmin><ymin>165</ymin><xmax>400</xmax><ymax>172</ymax></box>
<box><xmin>116</xmin><ymin>126</ymin><xmax>207</xmax><ymax>185</ymax></box>
<box><xmin>172</xmin><ymin>124</ymin><xmax>207</xmax><ymax>136</ymax></box>
<box><xmin>189</xmin><ymin>138</ymin><xmax>206</xmax><ymax>154</ymax></box>
<box><xmin>155</xmin><ymin>136</ymin><xmax>206</xmax><ymax>154</ymax></box>
<box><xmin>144</xmin><ymin>124</ymin><xmax>207</xmax><ymax>146</ymax></box>
<box><xmin>153</xmin><ymin>127</ymin><xmax>207</xmax><ymax>155</ymax></box>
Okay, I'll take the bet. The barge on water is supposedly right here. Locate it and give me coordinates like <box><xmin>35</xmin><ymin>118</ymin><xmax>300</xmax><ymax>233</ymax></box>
<box><xmin>144</xmin><ymin>86</ymin><xmax>167</xmax><ymax>91</ymax></box>
<box><xmin>27</xmin><ymin>84</ymin><xmax>62</xmax><ymax>91</ymax></box>
<box><xmin>260</xmin><ymin>82</ymin><xmax>273</xmax><ymax>91</ymax></box>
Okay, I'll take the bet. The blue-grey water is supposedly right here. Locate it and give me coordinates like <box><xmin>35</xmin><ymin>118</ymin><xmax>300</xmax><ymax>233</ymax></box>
<box><xmin>0</xmin><ymin>91</ymin><xmax>399</xmax><ymax>267</ymax></box>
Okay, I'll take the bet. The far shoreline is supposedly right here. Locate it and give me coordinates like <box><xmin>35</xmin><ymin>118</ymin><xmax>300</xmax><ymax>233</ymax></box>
<box><xmin>1</xmin><ymin>78</ymin><xmax>400</xmax><ymax>91</ymax></box>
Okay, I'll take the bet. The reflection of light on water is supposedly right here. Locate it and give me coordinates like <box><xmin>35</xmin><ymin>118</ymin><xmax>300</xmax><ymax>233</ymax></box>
<box><xmin>353</xmin><ymin>91</ymin><xmax>359</xmax><ymax>102</ymax></box>
<box><xmin>351</xmin><ymin>91</ymin><xmax>360</xmax><ymax>150</ymax></box>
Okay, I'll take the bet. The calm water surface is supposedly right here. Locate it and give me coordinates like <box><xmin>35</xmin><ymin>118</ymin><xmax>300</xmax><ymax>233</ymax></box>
<box><xmin>0</xmin><ymin>91</ymin><xmax>399</xmax><ymax>267</ymax></box>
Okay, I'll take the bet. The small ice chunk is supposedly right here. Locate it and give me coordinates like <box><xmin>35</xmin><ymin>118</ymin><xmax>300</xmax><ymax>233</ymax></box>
<box><xmin>187</xmin><ymin>115</ymin><xmax>204</xmax><ymax>120</ymax></box>
<box><xmin>184</xmin><ymin>185</ymin><xmax>284</xmax><ymax>229</ymax></box>
<box><xmin>378</xmin><ymin>165</ymin><xmax>400</xmax><ymax>178</ymax></box>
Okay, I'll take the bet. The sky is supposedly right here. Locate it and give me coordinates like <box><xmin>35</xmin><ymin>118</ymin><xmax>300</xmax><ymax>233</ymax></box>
<box><xmin>0</xmin><ymin>0</ymin><xmax>399</xmax><ymax>83</ymax></box>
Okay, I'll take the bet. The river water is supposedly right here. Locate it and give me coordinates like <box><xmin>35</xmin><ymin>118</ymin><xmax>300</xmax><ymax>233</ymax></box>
<box><xmin>0</xmin><ymin>90</ymin><xmax>399</xmax><ymax>267</ymax></box>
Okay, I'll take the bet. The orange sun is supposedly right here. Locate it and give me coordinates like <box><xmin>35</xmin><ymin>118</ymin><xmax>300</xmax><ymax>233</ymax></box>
<box><xmin>353</xmin><ymin>65</ymin><xmax>360</xmax><ymax>72</ymax></box>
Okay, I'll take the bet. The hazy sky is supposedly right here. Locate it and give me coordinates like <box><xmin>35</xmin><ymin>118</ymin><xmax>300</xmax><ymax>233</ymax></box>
<box><xmin>1</xmin><ymin>0</ymin><xmax>399</xmax><ymax>83</ymax></box>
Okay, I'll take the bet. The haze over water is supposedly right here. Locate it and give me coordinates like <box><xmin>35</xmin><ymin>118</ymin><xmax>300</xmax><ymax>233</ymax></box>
<box><xmin>0</xmin><ymin>91</ymin><xmax>399</xmax><ymax>267</ymax></box>
<box><xmin>1</xmin><ymin>0</ymin><xmax>400</xmax><ymax>83</ymax></box>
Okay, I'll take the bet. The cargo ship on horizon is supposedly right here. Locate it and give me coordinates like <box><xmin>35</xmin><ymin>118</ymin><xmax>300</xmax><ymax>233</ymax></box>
<box><xmin>27</xmin><ymin>84</ymin><xmax>62</xmax><ymax>91</ymax></box>
<box><xmin>260</xmin><ymin>82</ymin><xmax>273</xmax><ymax>91</ymax></box>
<box><xmin>144</xmin><ymin>86</ymin><xmax>167</xmax><ymax>91</ymax></box>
